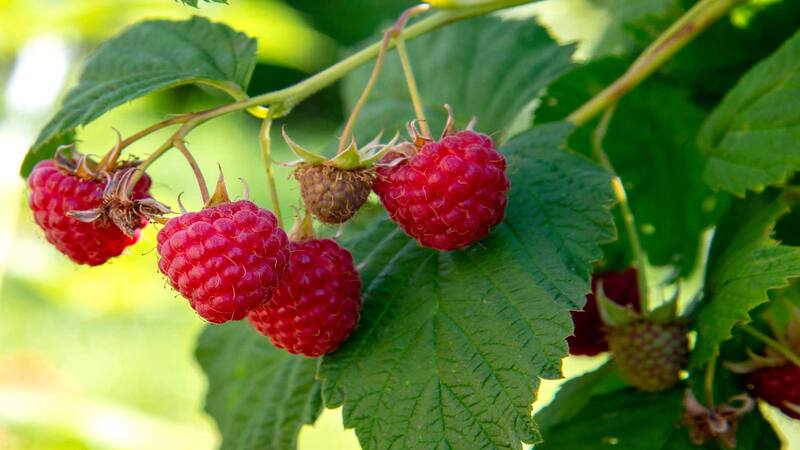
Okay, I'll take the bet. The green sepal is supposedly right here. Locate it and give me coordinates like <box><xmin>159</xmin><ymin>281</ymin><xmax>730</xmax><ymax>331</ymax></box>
<box><xmin>330</xmin><ymin>138</ymin><xmax>362</xmax><ymax>170</ymax></box>
<box><xmin>649</xmin><ymin>299</ymin><xmax>679</xmax><ymax>323</ymax></box>
<box><xmin>282</xmin><ymin>127</ymin><xmax>327</xmax><ymax>166</ymax></box>
<box><xmin>597</xmin><ymin>282</ymin><xmax>639</xmax><ymax>327</ymax></box>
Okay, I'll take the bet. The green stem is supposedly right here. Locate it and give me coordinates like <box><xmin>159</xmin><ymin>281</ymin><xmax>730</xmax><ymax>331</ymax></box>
<box><xmin>173</xmin><ymin>139</ymin><xmax>210</xmax><ymax>204</ymax></box>
<box><xmin>395</xmin><ymin>36</ymin><xmax>431</xmax><ymax>138</ymax></box>
<box><xmin>125</xmin><ymin>0</ymin><xmax>533</xmax><ymax>193</ymax></box>
<box><xmin>705</xmin><ymin>354</ymin><xmax>717</xmax><ymax>408</ymax></box>
<box><xmin>591</xmin><ymin>105</ymin><xmax>650</xmax><ymax>311</ymax></box>
<box><xmin>567</xmin><ymin>0</ymin><xmax>747</xmax><ymax>126</ymax></box>
<box><xmin>338</xmin><ymin>4</ymin><xmax>431</xmax><ymax>152</ymax></box>
<box><xmin>741</xmin><ymin>324</ymin><xmax>800</xmax><ymax>368</ymax></box>
<box><xmin>259</xmin><ymin>111</ymin><xmax>283</xmax><ymax>228</ymax></box>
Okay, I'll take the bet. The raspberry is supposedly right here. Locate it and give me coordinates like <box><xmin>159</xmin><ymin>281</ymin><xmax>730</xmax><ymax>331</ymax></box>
<box><xmin>248</xmin><ymin>238</ymin><xmax>361</xmax><ymax>357</ymax></box>
<box><xmin>569</xmin><ymin>268</ymin><xmax>641</xmax><ymax>356</ymax></box>
<box><xmin>294</xmin><ymin>165</ymin><xmax>374</xmax><ymax>224</ymax></box>
<box><xmin>27</xmin><ymin>160</ymin><xmax>151</xmax><ymax>266</ymax></box>
<box><xmin>607</xmin><ymin>320</ymin><xmax>689</xmax><ymax>391</ymax></box>
<box><xmin>157</xmin><ymin>200</ymin><xmax>289</xmax><ymax>323</ymax></box>
<box><xmin>374</xmin><ymin>130</ymin><xmax>509</xmax><ymax>250</ymax></box>
<box><xmin>745</xmin><ymin>364</ymin><xmax>800</xmax><ymax>419</ymax></box>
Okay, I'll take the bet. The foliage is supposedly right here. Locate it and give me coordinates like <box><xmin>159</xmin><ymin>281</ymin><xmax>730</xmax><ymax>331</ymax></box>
<box><xmin>22</xmin><ymin>16</ymin><xmax>257</xmax><ymax>175</ymax></box>
<box><xmin>16</xmin><ymin>0</ymin><xmax>800</xmax><ymax>449</ymax></box>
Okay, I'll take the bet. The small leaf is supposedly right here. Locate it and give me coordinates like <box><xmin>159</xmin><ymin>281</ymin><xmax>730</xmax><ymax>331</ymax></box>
<box><xmin>700</xmin><ymin>30</ymin><xmax>800</xmax><ymax>196</ymax></box>
<box><xmin>692</xmin><ymin>191</ymin><xmax>800</xmax><ymax>367</ymax></box>
<box><xmin>195</xmin><ymin>322</ymin><xmax>322</xmax><ymax>450</ymax></box>
<box><xmin>320</xmin><ymin>123</ymin><xmax>616</xmax><ymax>450</ymax></box>
<box><xmin>22</xmin><ymin>16</ymin><xmax>257</xmax><ymax>176</ymax></box>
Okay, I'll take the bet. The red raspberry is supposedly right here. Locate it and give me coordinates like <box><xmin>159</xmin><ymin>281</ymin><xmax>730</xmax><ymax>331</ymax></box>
<box><xmin>248</xmin><ymin>238</ymin><xmax>361</xmax><ymax>357</ymax></box>
<box><xmin>157</xmin><ymin>200</ymin><xmax>289</xmax><ymax>324</ymax></box>
<box><xmin>374</xmin><ymin>130</ymin><xmax>509</xmax><ymax>250</ymax></box>
<box><xmin>745</xmin><ymin>364</ymin><xmax>800</xmax><ymax>419</ymax></box>
<box><xmin>27</xmin><ymin>160</ymin><xmax>151</xmax><ymax>266</ymax></box>
<box><xmin>568</xmin><ymin>268</ymin><xmax>641</xmax><ymax>356</ymax></box>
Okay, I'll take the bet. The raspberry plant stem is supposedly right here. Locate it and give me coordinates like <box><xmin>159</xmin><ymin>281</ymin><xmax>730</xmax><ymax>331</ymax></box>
<box><xmin>173</xmin><ymin>139</ymin><xmax>210</xmax><ymax>204</ymax></box>
<box><xmin>124</xmin><ymin>0</ymin><xmax>534</xmax><ymax>194</ymax></box>
<box><xmin>395</xmin><ymin>36</ymin><xmax>431</xmax><ymax>138</ymax></box>
<box><xmin>259</xmin><ymin>112</ymin><xmax>284</xmax><ymax>228</ymax></box>
<box><xmin>740</xmin><ymin>324</ymin><xmax>800</xmax><ymax>369</ymax></box>
<box><xmin>591</xmin><ymin>105</ymin><xmax>650</xmax><ymax>312</ymax></box>
<box><xmin>338</xmin><ymin>4</ymin><xmax>432</xmax><ymax>152</ymax></box>
<box><xmin>567</xmin><ymin>0</ymin><xmax>747</xmax><ymax>126</ymax></box>
<box><xmin>705</xmin><ymin>354</ymin><xmax>717</xmax><ymax>408</ymax></box>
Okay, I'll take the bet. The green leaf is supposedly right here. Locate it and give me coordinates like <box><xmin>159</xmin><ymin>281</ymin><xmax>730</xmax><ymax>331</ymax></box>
<box><xmin>537</xmin><ymin>58</ymin><xmax>724</xmax><ymax>274</ymax></box>
<box><xmin>320</xmin><ymin>123</ymin><xmax>616</xmax><ymax>450</ymax></box>
<box><xmin>21</xmin><ymin>16</ymin><xmax>257</xmax><ymax>176</ymax></box>
<box><xmin>537</xmin><ymin>386</ymin><xmax>685</xmax><ymax>450</ymax></box>
<box><xmin>534</xmin><ymin>362</ymin><xmax>627</xmax><ymax>432</ymax></box>
<box><xmin>699</xmin><ymin>30</ymin><xmax>800</xmax><ymax>196</ymax></box>
<box><xmin>537</xmin><ymin>359</ymin><xmax>780</xmax><ymax>449</ymax></box>
<box><xmin>344</xmin><ymin>16</ymin><xmax>574</xmax><ymax>140</ymax></box>
<box><xmin>195</xmin><ymin>322</ymin><xmax>322</xmax><ymax>450</ymax></box>
<box><xmin>692</xmin><ymin>192</ymin><xmax>800</xmax><ymax>367</ymax></box>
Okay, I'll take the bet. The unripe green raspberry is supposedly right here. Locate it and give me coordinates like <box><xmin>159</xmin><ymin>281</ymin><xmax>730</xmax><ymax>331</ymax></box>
<box><xmin>608</xmin><ymin>320</ymin><xmax>689</xmax><ymax>392</ymax></box>
<box><xmin>294</xmin><ymin>165</ymin><xmax>374</xmax><ymax>224</ymax></box>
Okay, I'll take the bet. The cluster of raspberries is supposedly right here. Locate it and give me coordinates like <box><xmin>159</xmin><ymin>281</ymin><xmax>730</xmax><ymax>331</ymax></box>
<box><xmin>27</xmin><ymin>125</ymin><xmax>509</xmax><ymax>357</ymax></box>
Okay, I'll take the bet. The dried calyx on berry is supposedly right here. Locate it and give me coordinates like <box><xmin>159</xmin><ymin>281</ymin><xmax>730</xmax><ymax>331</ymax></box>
<box><xmin>156</xmin><ymin>171</ymin><xmax>290</xmax><ymax>324</ymax></box>
<box><xmin>283</xmin><ymin>128</ymin><xmax>398</xmax><ymax>224</ymax></box>
<box><xmin>599</xmin><ymin>290</ymin><xmax>689</xmax><ymax>392</ymax></box>
<box><xmin>59</xmin><ymin>141</ymin><xmax>171</xmax><ymax>236</ymax></box>
<box><xmin>726</xmin><ymin>306</ymin><xmax>800</xmax><ymax>419</ymax></box>
<box><xmin>374</xmin><ymin>105</ymin><xmax>509</xmax><ymax>251</ymax></box>
<box><xmin>27</xmin><ymin>141</ymin><xmax>164</xmax><ymax>266</ymax></box>
<box><xmin>682</xmin><ymin>389</ymin><xmax>754</xmax><ymax>449</ymax></box>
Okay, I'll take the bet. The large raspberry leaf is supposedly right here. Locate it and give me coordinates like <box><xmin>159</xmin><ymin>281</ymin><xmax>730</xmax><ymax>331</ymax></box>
<box><xmin>537</xmin><ymin>58</ymin><xmax>725</xmax><ymax>275</ymax></box>
<box><xmin>319</xmin><ymin>123</ymin><xmax>616</xmax><ymax>450</ymax></box>
<box><xmin>195</xmin><ymin>322</ymin><xmax>322</xmax><ymax>450</ymax></box>
<box><xmin>692</xmin><ymin>192</ymin><xmax>800</xmax><ymax>367</ymax></box>
<box><xmin>699</xmin><ymin>30</ymin><xmax>800</xmax><ymax>196</ymax></box>
<box><xmin>21</xmin><ymin>16</ymin><xmax>257</xmax><ymax>176</ymax></box>
<box><xmin>343</xmin><ymin>16</ymin><xmax>574</xmax><ymax>140</ymax></box>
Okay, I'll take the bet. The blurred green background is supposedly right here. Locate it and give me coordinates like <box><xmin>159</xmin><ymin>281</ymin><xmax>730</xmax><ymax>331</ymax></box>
<box><xmin>1</xmin><ymin>0</ymin><xmax>799</xmax><ymax>449</ymax></box>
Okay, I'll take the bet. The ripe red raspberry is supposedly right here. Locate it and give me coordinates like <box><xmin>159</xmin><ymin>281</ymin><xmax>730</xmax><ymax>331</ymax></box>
<box><xmin>374</xmin><ymin>130</ymin><xmax>509</xmax><ymax>250</ymax></box>
<box><xmin>248</xmin><ymin>238</ymin><xmax>361</xmax><ymax>357</ymax></box>
<box><xmin>157</xmin><ymin>200</ymin><xmax>289</xmax><ymax>324</ymax></box>
<box><xmin>27</xmin><ymin>160</ymin><xmax>151</xmax><ymax>266</ymax></box>
<box><xmin>568</xmin><ymin>268</ymin><xmax>641</xmax><ymax>356</ymax></box>
<box><xmin>745</xmin><ymin>364</ymin><xmax>800</xmax><ymax>419</ymax></box>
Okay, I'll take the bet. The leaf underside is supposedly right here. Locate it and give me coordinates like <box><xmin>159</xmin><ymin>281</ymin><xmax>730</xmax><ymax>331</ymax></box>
<box><xmin>195</xmin><ymin>322</ymin><xmax>322</xmax><ymax>450</ymax></box>
<box><xmin>22</xmin><ymin>16</ymin><xmax>256</xmax><ymax>176</ymax></box>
